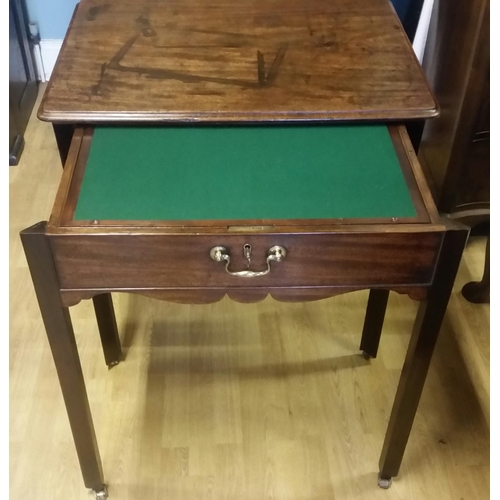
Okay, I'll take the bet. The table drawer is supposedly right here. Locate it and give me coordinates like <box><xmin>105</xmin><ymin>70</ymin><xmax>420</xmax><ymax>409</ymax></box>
<box><xmin>50</xmin><ymin>231</ymin><xmax>442</xmax><ymax>290</ymax></box>
<box><xmin>50</xmin><ymin>124</ymin><xmax>436</xmax><ymax>229</ymax></box>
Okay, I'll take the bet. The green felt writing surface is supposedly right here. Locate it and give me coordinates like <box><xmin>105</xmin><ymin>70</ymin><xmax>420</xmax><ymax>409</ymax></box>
<box><xmin>74</xmin><ymin>125</ymin><xmax>416</xmax><ymax>221</ymax></box>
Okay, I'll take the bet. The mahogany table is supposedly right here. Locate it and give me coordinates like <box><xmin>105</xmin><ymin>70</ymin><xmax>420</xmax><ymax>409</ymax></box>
<box><xmin>21</xmin><ymin>1</ymin><xmax>468</xmax><ymax>498</ymax></box>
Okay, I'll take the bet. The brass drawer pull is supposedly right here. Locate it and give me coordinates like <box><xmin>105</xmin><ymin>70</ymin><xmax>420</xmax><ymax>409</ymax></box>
<box><xmin>210</xmin><ymin>244</ymin><xmax>286</xmax><ymax>278</ymax></box>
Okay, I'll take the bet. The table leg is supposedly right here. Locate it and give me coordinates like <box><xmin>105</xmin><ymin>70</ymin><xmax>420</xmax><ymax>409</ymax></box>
<box><xmin>20</xmin><ymin>222</ymin><xmax>107</xmax><ymax>497</ymax></box>
<box><xmin>93</xmin><ymin>294</ymin><xmax>122</xmax><ymax>367</ymax></box>
<box><xmin>377</xmin><ymin>225</ymin><xmax>468</xmax><ymax>487</ymax></box>
<box><xmin>360</xmin><ymin>289</ymin><xmax>389</xmax><ymax>358</ymax></box>
<box><xmin>52</xmin><ymin>123</ymin><xmax>121</xmax><ymax>367</ymax></box>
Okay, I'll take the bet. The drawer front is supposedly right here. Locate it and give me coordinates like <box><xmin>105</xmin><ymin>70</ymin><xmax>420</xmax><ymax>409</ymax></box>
<box><xmin>51</xmin><ymin>232</ymin><xmax>442</xmax><ymax>290</ymax></box>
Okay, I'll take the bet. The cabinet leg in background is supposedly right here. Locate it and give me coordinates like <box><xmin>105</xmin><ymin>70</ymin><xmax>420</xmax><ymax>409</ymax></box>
<box><xmin>462</xmin><ymin>235</ymin><xmax>490</xmax><ymax>303</ymax></box>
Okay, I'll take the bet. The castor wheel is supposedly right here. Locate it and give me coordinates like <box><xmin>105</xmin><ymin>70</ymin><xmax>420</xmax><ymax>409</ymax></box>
<box><xmin>377</xmin><ymin>475</ymin><xmax>392</xmax><ymax>489</ymax></box>
<box><xmin>92</xmin><ymin>485</ymin><xmax>109</xmax><ymax>499</ymax></box>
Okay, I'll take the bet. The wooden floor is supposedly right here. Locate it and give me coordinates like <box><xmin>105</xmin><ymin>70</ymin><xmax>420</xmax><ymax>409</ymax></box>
<box><xmin>10</xmin><ymin>97</ymin><xmax>489</xmax><ymax>500</ymax></box>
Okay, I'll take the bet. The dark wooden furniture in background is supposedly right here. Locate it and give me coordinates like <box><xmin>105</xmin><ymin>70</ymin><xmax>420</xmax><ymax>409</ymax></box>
<box><xmin>9</xmin><ymin>0</ymin><xmax>38</xmax><ymax>166</ymax></box>
<box><xmin>391</xmin><ymin>0</ymin><xmax>425</xmax><ymax>43</ymax></box>
<box><xmin>22</xmin><ymin>1</ymin><xmax>469</xmax><ymax>498</ymax></box>
<box><xmin>418</xmin><ymin>0</ymin><xmax>490</xmax><ymax>303</ymax></box>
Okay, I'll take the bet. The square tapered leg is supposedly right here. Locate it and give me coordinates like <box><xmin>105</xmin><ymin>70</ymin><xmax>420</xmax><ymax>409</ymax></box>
<box><xmin>21</xmin><ymin>222</ymin><xmax>106</xmax><ymax>497</ymax></box>
<box><xmin>378</xmin><ymin>224</ymin><xmax>468</xmax><ymax>487</ymax></box>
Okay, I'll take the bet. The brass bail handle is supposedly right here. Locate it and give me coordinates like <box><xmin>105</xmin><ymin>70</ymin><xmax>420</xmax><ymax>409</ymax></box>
<box><xmin>210</xmin><ymin>244</ymin><xmax>286</xmax><ymax>278</ymax></box>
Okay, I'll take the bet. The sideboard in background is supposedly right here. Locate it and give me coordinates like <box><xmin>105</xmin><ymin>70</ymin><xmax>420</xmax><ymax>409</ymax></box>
<box><xmin>418</xmin><ymin>0</ymin><xmax>490</xmax><ymax>303</ymax></box>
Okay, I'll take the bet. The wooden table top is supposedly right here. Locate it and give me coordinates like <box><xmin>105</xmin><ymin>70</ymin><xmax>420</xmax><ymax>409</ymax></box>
<box><xmin>39</xmin><ymin>0</ymin><xmax>438</xmax><ymax>123</ymax></box>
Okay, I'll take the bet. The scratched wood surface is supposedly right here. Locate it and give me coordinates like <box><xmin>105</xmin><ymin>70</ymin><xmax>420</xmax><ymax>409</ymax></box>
<box><xmin>39</xmin><ymin>0</ymin><xmax>438</xmax><ymax>123</ymax></box>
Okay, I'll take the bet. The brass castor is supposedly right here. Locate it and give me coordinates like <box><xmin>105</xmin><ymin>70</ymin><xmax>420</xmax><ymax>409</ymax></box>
<box><xmin>92</xmin><ymin>485</ymin><xmax>109</xmax><ymax>499</ymax></box>
<box><xmin>378</xmin><ymin>475</ymin><xmax>392</xmax><ymax>489</ymax></box>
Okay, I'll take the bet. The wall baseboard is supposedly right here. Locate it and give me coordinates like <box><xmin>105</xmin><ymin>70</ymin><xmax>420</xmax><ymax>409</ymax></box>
<box><xmin>39</xmin><ymin>39</ymin><xmax>63</xmax><ymax>81</ymax></box>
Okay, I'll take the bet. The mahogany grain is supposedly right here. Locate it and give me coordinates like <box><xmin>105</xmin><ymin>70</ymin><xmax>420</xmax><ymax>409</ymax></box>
<box><xmin>39</xmin><ymin>0</ymin><xmax>437</xmax><ymax>123</ymax></box>
<box><xmin>50</xmin><ymin>231</ymin><xmax>441</xmax><ymax>291</ymax></box>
